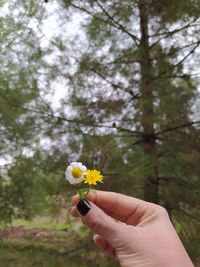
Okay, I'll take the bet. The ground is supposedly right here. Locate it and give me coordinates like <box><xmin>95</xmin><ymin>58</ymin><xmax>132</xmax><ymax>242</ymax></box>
<box><xmin>0</xmin><ymin>221</ymin><xmax>117</xmax><ymax>267</ymax></box>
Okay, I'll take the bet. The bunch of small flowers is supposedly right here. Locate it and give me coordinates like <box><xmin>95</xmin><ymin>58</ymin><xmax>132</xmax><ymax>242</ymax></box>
<box><xmin>65</xmin><ymin>162</ymin><xmax>103</xmax><ymax>199</ymax></box>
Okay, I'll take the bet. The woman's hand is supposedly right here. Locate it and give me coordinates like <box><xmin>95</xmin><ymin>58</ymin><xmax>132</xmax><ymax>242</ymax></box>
<box><xmin>71</xmin><ymin>190</ymin><xmax>194</xmax><ymax>267</ymax></box>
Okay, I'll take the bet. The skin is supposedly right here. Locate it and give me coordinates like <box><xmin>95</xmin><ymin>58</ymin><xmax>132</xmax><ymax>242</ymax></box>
<box><xmin>71</xmin><ymin>190</ymin><xmax>194</xmax><ymax>267</ymax></box>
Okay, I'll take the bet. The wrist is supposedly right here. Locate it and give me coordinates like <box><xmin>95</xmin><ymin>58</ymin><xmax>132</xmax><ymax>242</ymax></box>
<box><xmin>156</xmin><ymin>220</ymin><xmax>194</xmax><ymax>267</ymax></box>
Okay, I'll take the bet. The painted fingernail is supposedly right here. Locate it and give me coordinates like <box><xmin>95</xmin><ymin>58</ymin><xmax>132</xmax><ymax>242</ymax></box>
<box><xmin>77</xmin><ymin>200</ymin><xmax>91</xmax><ymax>216</ymax></box>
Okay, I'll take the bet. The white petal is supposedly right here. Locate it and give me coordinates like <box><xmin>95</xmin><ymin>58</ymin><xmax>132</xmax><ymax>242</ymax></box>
<box><xmin>65</xmin><ymin>169</ymin><xmax>84</xmax><ymax>184</ymax></box>
<box><xmin>68</xmin><ymin>176</ymin><xmax>84</xmax><ymax>184</ymax></box>
<box><xmin>74</xmin><ymin>177</ymin><xmax>84</xmax><ymax>184</ymax></box>
<box><xmin>65</xmin><ymin>162</ymin><xmax>87</xmax><ymax>184</ymax></box>
<box><xmin>76</xmin><ymin>162</ymin><xmax>83</xmax><ymax>167</ymax></box>
<box><xmin>67</xmin><ymin>166</ymin><xmax>73</xmax><ymax>172</ymax></box>
<box><xmin>70</xmin><ymin>162</ymin><xmax>79</xmax><ymax>167</ymax></box>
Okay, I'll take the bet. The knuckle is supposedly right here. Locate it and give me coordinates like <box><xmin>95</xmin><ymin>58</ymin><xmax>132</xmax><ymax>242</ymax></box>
<box><xmin>155</xmin><ymin>205</ymin><xmax>169</xmax><ymax>217</ymax></box>
<box><xmin>90</xmin><ymin>212</ymin><xmax>105</xmax><ymax>234</ymax></box>
<box><xmin>159</xmin><ymin>206</ymin><xmax>168</xmax><ymax>214</ymax></box>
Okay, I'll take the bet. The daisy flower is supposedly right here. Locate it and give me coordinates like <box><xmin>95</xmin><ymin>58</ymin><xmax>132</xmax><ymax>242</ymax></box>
<box><xmin>84</xmin><ymin>169</ymin><xmax>103</xmax><ymax>185</ymax></box>
<box><xmin>65</xmin><ymin>162</ymin><xmax>87</xmax><ymax>184</ymax></box>
<box><xmin>65</xmin><ymin>162</ymin><xmax>104</xmax><ymax>199</ymax></box>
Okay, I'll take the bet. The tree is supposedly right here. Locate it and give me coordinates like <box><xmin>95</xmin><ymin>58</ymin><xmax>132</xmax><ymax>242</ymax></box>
<box><xmin>58</xmin><ymin>0</ymin><xmax>200</xmax><ymax>261</ymax></box>
<box><xmin>0</xmin><ymin>0</ymin><xmax>50</xmax><ymax>222</ymax></box>
<box><xmin>0</xmin><ymin>0</ymin><xmax>77</xmax><ymax>222</ymax></box>
<box><xmin>0</xmin><ymin>0</ymin><xmax>199</xmax><ymax>262</ymax></box>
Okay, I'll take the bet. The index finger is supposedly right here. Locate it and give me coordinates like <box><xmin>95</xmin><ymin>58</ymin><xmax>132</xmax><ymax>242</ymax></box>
<box><xmin>71</xmin><ymin>190</ymin><xmax>151</xmax><ymax>225</ymax></box>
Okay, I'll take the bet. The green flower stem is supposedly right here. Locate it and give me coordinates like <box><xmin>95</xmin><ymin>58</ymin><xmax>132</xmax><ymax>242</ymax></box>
<box><xmin>77</xmin><ymin>187</ymin><xmax>91</xmax><ymax>200</ymax></box>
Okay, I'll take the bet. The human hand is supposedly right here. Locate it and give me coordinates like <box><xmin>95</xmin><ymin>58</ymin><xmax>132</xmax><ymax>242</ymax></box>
<box><xmin>71</xmin><ymin>190</ymin><xmax>194</xmax><ymax>267</ymax></box>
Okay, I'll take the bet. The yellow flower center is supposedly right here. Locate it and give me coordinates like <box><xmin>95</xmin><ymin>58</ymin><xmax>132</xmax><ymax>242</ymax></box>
<box><xmin>72</xmin><ymin>167</ymin><xmax>82</xmax><ymax>178</ymax></box>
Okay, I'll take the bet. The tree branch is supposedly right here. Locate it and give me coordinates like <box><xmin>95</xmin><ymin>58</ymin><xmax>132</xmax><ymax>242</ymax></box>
<box><xmin>150</xmin><ymin>18</ymin><xmax>199</xmax><ymax>48</ymax></box>
<box><xmin>153</xmin><ymin>41</ymin><xmax>200</xmax><ymax>80</ymax></box>
<box><xmin>150</xmin><ymin>18</ymin><xmax>199</xmax><ymax>38</ymax></box>
<box><xmin>70</xmin><ymin>0</ymin><xmax>140</xmax><ymax>45</ymax></box>
<box><xmin>90</xmin><ymin>67</ymin><xmax>140</xmax><ymax>100</ymax></box>
<box><xmin>131</xmin><ymin>119</ymin><xmax>200</xmax><ymax>147</ymax></box>
<box><xmin>0</xmin><ymin>94</ymin><xmax>140</xmax><ymax>135</ymax></box>
<box><xmin>151</xmin><ymin>40</ymin><xmax>200</xmax><ymax>61</ymax></box>
<box><xmin>158</xmin><ymin>176</ymin><xmax>199</xmax><ymax>190</ymax></box>
<box><xmin>94</xmin><ymin>0</ymin><xmax>140</xmax><ymax>45</ymax></box>
<box><xmin>157</xmin><ymin>120</ymin><xmax>200</xmax><ymax>135</ymax></box>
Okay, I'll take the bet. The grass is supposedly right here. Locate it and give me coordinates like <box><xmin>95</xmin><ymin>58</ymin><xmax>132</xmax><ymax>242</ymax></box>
<box><xmin>12</xmin><ymin>219</ymin><xmax>71</xmax><ymax>230</ymax></box>
<box><xmin>0</xmin><ymin>218</ymin><xmax>119</xmax><ymax>267</ymax></box>
<box><xmin>0</xmin><ymin>219</ymin><xmax>72</xmax><ymax>231</ymax></box>
<box><xmin>0</xmin><ymin>238</ymin><xmax>118</xmax><ymax>267</ymax></box>
<box><xmin>0</xmin><ymin>242</ymin><xmax>87</xmax><ymax>267</ymax></box>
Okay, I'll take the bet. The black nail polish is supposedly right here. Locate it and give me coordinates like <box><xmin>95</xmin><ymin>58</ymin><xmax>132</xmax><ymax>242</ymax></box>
<box><xmin>77</xmin><ymin>200</ymin><xmax>91</xmax><ymax>216</ymax></box>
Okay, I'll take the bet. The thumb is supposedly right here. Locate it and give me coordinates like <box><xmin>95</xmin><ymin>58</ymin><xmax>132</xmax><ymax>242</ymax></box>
<box><xmin>76</xmin><ymin>200</ymin><xmax>122</xmax><ymax>243</ymax></box>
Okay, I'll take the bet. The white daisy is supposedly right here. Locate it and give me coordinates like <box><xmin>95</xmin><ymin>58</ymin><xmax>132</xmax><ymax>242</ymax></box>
<box><xmin>65</xmin><ymin>162</ymin><xmax>87</xmax><ymax>184</ymax></box>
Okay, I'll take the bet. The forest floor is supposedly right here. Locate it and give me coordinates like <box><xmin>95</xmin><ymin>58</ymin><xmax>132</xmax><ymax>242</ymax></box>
<box><xmin>0</xmin><ymin>224</ymin><xmax>80</xmax><ymax>252</ymax></box>
<box><xmin>0</xmin><ymin>221</ymin><xmax>116</xmax><ymax>267</ymax></box>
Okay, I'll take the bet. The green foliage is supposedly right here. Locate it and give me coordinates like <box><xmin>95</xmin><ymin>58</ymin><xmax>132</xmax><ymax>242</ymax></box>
<box><xmin>60</xmin><ymin>0</ymin><xmax>200</xmax><ymax>262</ymax></box>
<box><xmin>150</xmin><ymin>0</ymin><xmax>200</xmax><ymax>22</ymax></box>
<box><xmin>87</xmin><ymin>17</ymin><xmax>106</xmax><ymax>40</ymax></box>
<box><xmin>0</xmin><ymin>0</ymin><xmax>200</xmax><ymax>265</ymax></box>
<box><xmin>0</xmin><ymin>222</ymin><xmax>118</xmax><ymax>267</ymax></box>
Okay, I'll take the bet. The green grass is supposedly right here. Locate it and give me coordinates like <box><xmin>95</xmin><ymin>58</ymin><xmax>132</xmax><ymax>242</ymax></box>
<box><xmin>0</xmin><ymin>219</ymin><xmax>119</xmax><ymax>267</ymax></box>
<box><xmin>0</xmin><ymin>241</ymin><xmax>86</xmax><ymax>267</ymax></box>
<box><xmin>0</xmin><ymin>219</ymin><xmax>74</xmax><ymax>232</ymax></box>
<box><xmin>0</xmin><ymin>239</ymin><xmax>118</xmax><ymax>267</ymax></box>
<box><xmin>11</xmin><ymin>219</ymin><xmax>71</xmax><ymax>230</ymax></box>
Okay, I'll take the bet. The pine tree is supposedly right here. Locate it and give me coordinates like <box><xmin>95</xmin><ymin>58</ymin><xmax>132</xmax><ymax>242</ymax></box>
<box><xmin>0</xmin><ymin>0</ymin><xmax>46</xmax><ymax>221</ymax></box>
<box><xmin>0</xmin><ymin>0</ymin><xmax>199</xmax><ymax>262</ymax></box>
<box><xmin>59</xmin><ymin>0</ymin><xmax>200</xmax><ymax>261</ymax></box>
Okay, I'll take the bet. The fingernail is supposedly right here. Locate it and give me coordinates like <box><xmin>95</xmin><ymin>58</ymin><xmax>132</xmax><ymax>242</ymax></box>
<box><xmin>77</xmin><ymin>200</ymin><xmax>91</xmax><ymax>216</ymax></box>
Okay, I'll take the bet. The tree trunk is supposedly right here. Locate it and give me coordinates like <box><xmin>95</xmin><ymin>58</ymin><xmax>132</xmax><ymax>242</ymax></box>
<box><xmin>138</xmin><ymin>1</ymin><xmax>159</xmax><ymax>203</ymax></box>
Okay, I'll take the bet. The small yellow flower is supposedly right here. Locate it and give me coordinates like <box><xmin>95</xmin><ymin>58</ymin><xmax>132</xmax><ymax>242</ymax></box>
<box><xmin>84</xmin><ymin>169</ymin><xmax>103</xmax><ymax>185</ymax></box>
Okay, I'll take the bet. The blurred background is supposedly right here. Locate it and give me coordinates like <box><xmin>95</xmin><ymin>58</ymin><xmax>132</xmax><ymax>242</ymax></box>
<box><xmin>0</xmin><ymin>0</ymin><xmax>200</xmax><ymax>266</ymax></box>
